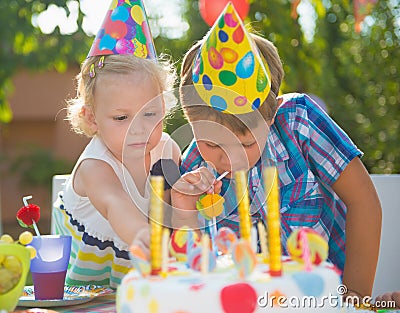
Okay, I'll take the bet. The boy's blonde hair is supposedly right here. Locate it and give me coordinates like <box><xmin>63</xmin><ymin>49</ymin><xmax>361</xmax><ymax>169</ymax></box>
<box><xmin>67</xmin><ymin>54</ymin><xmax>176</xmax><ymax>137</ymax></box>
<box><xmin>180</xmin><ymin>34</ymin><xmax>284</xmax><ymax>134</ymax></box>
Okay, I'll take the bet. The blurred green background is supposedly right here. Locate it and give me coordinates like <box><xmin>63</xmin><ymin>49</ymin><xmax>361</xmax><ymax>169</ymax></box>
<box><xmin>0</xmin><ymin>0</ymin><xmax>399</xmax><ymax>177</ymax></box>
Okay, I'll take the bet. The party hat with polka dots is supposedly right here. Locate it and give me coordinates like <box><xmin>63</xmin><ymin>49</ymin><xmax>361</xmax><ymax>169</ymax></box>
<box><xmin>192</xmin><ymin>2</ymin><xmax>271</xmax><ymax>114</ymax></box>
<box><xmin>87</xmin><ymin>0</ymin><xmax>156</xmax><ymax>60</ymax></box>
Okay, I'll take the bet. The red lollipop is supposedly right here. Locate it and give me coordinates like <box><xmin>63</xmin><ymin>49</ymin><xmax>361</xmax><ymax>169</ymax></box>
<box><xmin>199</xmin><ymin>0</ymin><xmax>250</xmax><ymax>26</ymax></box>
<box><xmin>16</xmin><ymin>195</ymin><xmax>41</xmax><ymax>236</ymax></box>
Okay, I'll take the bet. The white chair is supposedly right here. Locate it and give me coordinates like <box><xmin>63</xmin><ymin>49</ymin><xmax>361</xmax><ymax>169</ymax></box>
<box><xmin>370</xmin><ymin>174</ymin><xmax>400</xmax><ymax>298</ymax></box>
<box><xmin>51</xmin><ymin>174</ymin><xmax>70</xmax><ymax>234</ymax></box>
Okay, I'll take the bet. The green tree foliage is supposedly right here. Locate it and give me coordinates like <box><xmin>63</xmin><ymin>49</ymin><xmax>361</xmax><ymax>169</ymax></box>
<box><xmin>180</xmin><ymin>0</ymin><xmax>399</xmax><ymax>173</ymax></box>
<box><xmin>313</xmin><ymin>1</ymin><xmax>400</xmax><ymax>173</ymax></box>
<box><xmin>0</xmin><ymin>0</ymin><xmax>90</xmax><ymax>123</ymax></box>
<box><xmin>1</xmin><ymin>0</ymin><xmax>399</xmax><ymax>173</ymax></box>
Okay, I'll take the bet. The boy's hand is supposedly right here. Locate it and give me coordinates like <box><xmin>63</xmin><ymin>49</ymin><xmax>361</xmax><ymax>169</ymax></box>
<box><xmin>170</xmin><ymin>167</ymin><xmax>222</xmax><ymax>228</ymax></box>
<box><xmin>375</xmin><ymin>291</ymin><xmax>400</xmax><ymax>308</ymax></box>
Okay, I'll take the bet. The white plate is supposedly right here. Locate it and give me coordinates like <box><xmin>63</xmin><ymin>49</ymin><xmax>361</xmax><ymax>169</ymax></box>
<box><xmin>18</xmin><ymin>285</ymin><xmax>114</xmax><ymax>308</ymax></box>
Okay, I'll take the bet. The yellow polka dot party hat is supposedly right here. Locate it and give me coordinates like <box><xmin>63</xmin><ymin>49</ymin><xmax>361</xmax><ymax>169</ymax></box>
<box><xmin>192</xmin><ymin>2</ymin><xmax>271</xmax><ymax>114</ymax></box>
<box><xmin>87</xmin><ymin>0</ymin><xmax>156</xmax><ymax>59</ymax></box>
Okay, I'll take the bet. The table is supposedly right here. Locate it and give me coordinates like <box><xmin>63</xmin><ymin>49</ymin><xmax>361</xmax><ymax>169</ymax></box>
<box><xmin>13</xmin><ymin>294</ymin><xmax>400</xmax><ymax>313</ymax></box>
<box><xmin>13</xmin><ymin>294</ymin><xmax>116</xmax><ymax>313</ymax></box>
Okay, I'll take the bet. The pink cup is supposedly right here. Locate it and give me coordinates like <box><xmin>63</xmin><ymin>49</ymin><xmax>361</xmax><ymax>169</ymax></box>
<box><xmin>30</xmin><ymin>235</ymin><xmax>71</xmax><ymax>300</ymax></box>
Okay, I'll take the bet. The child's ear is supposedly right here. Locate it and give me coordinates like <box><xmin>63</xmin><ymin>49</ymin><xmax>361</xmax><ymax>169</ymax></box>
<box><xmin>81</xmin><ymin>105</ymin><xmax>98</xmax><ymax>134</ymax></box>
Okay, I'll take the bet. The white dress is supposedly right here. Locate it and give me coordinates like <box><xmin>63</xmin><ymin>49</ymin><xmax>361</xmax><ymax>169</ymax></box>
<box><xmin>52</xmin><ymin>132</ymin><xmax>177</xmax><ymax>288</ymax></box>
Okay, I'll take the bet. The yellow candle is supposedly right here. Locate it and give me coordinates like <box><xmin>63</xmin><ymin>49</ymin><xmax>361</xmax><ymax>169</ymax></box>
<box><xmin>235</xmin><ymin>171</ymin><xmax>251</xmax><ymax>242</ymax></box>
<box><xmin>257</xmin><ymin>221</ymin><xmax>269</xmax><ymax>263</ymax></box>
<box><xmin>150</xmin><ymin>176</ymin><xmax>164</xmax><ymax>275</ymax></box>
<box><xmin>264</xmin><ymin>166</ymin><xmax>282</xmax><ymax>276</ymax></box>
<box><xmin>161</xmin><ymin>228</ymin><xmax>170</xmax><ymax>277</ymax></box>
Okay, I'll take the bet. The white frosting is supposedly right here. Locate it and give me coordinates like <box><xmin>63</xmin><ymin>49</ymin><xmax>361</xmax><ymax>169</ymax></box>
<box><xmin>117</xmin><ymin>257</ymin><xmax>341</xmax><ymax>312</ymax></box>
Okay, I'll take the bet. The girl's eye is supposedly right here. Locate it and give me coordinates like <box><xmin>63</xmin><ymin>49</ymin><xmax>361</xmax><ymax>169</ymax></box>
<box><xmin>243</xmin><ymin>142</ymin><xmax>256</xmax><ymax>148</ymax></box>
<box><xmin>144</xmin><ymin>112</ymin><xmax>157</xmax><ymax>117</ymax></box>
<box><xmin>206</xmin><ymin>142</ymin><xmax>220</xmax><ymax>149</ymax></box>
<box><xmin>113</xmin><ymin>115</ymin><xmax>128</xmax><ymax>121</ymax></box>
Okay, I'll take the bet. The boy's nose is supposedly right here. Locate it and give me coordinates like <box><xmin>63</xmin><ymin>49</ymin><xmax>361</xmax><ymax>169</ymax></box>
<box><xmin>222</xmin><ymin>149</ymin><xmax>248</xmax><ymax>171</ymax></box>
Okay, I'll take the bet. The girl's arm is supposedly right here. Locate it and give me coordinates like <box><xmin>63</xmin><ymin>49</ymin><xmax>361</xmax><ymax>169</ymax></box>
<box><xmin>74</xmin><ymin>159</ymin><xmax>149</xmax><ymax>245</ymax></box>
<box><xmin>332</xmin><ymin>157</ymin><xmax>382</xmax><ymax>297</ymax></box>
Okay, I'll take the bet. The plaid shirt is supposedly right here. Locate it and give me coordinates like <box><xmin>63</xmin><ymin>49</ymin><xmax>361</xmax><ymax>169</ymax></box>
<box><xmin>180</xmin><ymin>93</ymin><xmax>362</xmax><ymax>271</ymax></box>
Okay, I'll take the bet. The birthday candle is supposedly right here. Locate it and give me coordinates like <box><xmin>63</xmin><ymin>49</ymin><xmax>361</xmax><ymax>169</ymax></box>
<box><xmin>150</xmin><ymin>176</ymin><xmax>164</xmax><ymax>275</ymax></box>
<box><xmin>187</xmin><ymin>230</ymin><xmax>194</xmax><ymax>256</ymax></box>
<box><xmin>257</xmin><ymin>221</ymin><xmax>268</xmax><ymax>263</ymax></box>
<box><xmin>161</xmin><ymin>228</ymin><xmax>170</xmax><ymax>276</ymax></box>
<box><xmin>251</xmin><ymin>226</ymin><xmax>258</xmax><ymax>253</ymax></box>
<box><xmin>209</xmin><ymin>217</ymin><xmax>218</xmax><ymax>256</ymax></box>
<box><xmin>264</xmin><ymin>167</ymin><xmax>282</xmax><ymax>276</ymax></box>
<box><xmin>300</xmin><ymin>229</ymin><xmax>312</xmax><ymax>272</ymax></box>
<box><xmin>201</xmin><ymin>234</ymin><xmax>210</xmax><ymax>274</ymax></box>
<box><xmin>235</xmin><ymin>171</ymin><xmax>251</xmax><ymax>242</ymax></box>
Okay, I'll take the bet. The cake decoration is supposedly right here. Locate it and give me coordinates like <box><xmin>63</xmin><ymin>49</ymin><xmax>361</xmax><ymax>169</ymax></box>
<box><xmin>116</xmin><ymin>172</ymin><xmax>341</xmax><ymax>313</ymax></box>
<box><xmin>201</xmin><ymin>234</ymin><xmax>211</xmax><ymax>274</ymax></box>
<box><xmin>287</xmin><ymin>227</ymin><xmax>328</xmax><ymax>266</ymax></box>
<box><xmin>196</xmin><ymin>194</ymin><xmax>225</xmax><ymax>220</ymax></box>
<box><xmin>264</xmin><ymin>167</ymin><xmax>282</xmax><ymax>276</ymax></box>
<box><xmin>215</xmin><ymin>227</ymin><xmax>237</xmax><ymax>254</ymax></box>
<box><xmin>161</xmin><ymin>228</ymin><xmax>170</xmax><ymax>275</ymax></box>
<box><xmin>235</xmin><ymin>171</ymin><xmax>252</xmax><ymax>242</ymax></box>
<box><xmin>232</xmin><ymin>239</ymin><xmax>257</xmax><ymax>278</ymax></box>
<box><xmin>196</xmin><ymin>193</ymin><xmax>225</xmax><ymax>256</ymax></box>
<box><xmin>149</xmin><ymin>176</ymin><xmax>164</xmax><ymax>275</ymax></box>
<box><xmin>220</xmin><ymin>283</ymin><xmax>258</xmax><ymax>313</ymax></box>
<box><xmin>300</xmin><ymin>228</ymin><xmax>312</xmax><ymax>271</ymax></box>
<box><xmin>169</xmin><ymin>227</ymin><xmax>200</xmax><ymax>262</ymax></box>
<box><xmin>187</xmin><ymin>246</ymin><xmax>217</xmax><ymax>272</ymax></box>
<box><xmin>128</xmin><ymin>244</ymin><xmax>151</xmax><ymax>277</ymax></box>
<box><xmin>257</xmin><ymin>221</ymin><xmax>268</xmax><ymax>263</ymax></box>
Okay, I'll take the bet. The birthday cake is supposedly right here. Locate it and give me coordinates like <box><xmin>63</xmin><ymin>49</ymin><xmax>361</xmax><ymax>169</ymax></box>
<box><xmin>116</xmin><ymin>168</ymin><xmax>343</xmax><ymax>313</ymax></box>
<box><xmin>116</xmin><ymin>228</ymin><xmax>342</xmax><ymax>313</ymax></box>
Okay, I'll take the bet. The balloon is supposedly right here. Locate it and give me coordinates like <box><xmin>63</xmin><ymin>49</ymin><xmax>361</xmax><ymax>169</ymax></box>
<box><xmin>199</xmin><ymin>0</ymin><xmax>250</xmax><ymax>27</ymax></box>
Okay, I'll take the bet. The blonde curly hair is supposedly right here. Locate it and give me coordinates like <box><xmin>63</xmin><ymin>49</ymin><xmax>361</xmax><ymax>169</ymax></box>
<box><xmin>67</xmin><ymin>54</ymin><xmax>177</xmax><ymax>137</ymax></box>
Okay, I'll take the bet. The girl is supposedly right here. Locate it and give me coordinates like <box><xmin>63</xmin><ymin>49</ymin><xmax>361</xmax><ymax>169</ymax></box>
<box><xmin>172</xmin><ymin>3</ymin><xmax>381</xmax><ymax>300</ymax></box>
<box><xmin>53</xmin><ymin>54</ymin><xmax>180</xmax><ymax>288</ymax></box>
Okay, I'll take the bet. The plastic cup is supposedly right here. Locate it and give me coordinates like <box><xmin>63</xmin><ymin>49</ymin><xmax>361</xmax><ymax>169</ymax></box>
<box><xmin>0</xmin><ymin>243</ymin><xmax>31</xmax><ymax>312</ymax></box>
<box><xmin>30</xmin><ymin>235</ymin><xmax>71</xmax><ymax>300</ymax></box>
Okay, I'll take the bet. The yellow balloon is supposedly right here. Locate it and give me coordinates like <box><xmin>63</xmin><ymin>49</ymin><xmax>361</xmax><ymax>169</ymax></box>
<box><xmin>131</xmin><ymin>5</ymin><xmax>145</xmax><ymax>25</ymax></box>
<box><xmin>110</xmin><ymin>0</ymin><xmax>118</xmax><ymax>10</ymax></box>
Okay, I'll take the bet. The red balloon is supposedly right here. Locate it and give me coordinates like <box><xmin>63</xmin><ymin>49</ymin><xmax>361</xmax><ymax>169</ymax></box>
<box><xmin>199</xmin><ymin>0</ymin><xmax>250</xmax><ymax>26</ymax></box>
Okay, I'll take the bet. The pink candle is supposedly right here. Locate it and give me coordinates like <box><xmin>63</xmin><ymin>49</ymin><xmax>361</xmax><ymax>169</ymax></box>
<box><xmin>300</xmin><ymin>229</ymin><xmax>312</xmax><ymax>271</ymax></box>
